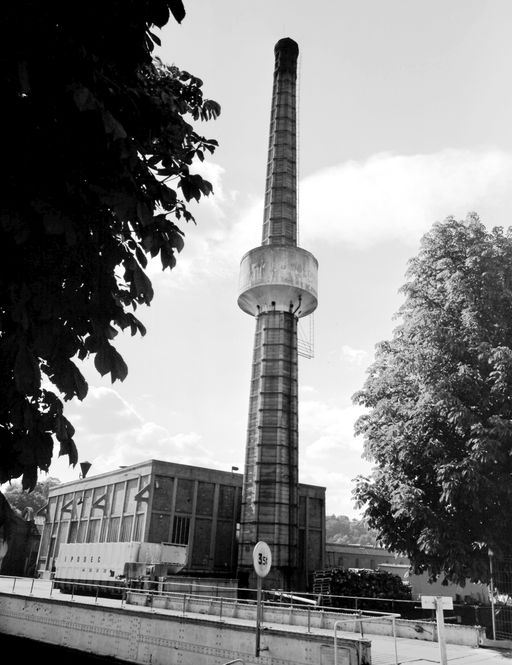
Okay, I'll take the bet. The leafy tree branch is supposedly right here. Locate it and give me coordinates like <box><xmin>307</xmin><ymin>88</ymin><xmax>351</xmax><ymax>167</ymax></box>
<box><xmin>0</xmin><ymin>1</ymin><xmax>220</xmax><ymax>489</ymax></box>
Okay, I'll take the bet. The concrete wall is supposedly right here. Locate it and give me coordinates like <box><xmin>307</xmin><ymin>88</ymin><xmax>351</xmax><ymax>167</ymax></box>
<box><xmin>127</xmin><ymin>592</ymin><xmax>485</xmax><ymax>649</ymax></box>
<box><xmin>0</xmin><ymin>591</ymin><xmax>370</xmax><ymax>665</ymax></box>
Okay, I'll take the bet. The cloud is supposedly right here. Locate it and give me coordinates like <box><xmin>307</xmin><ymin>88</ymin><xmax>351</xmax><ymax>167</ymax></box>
<box><xmin>299</xmin><ymin>148</ymin><xmax>512</xmax><ymax>248</ymax></box>
<box><xmin>340</xmin><ymin>345</ymin><xmax>368</xmax><ymax>365</ymax></box>
<box><xmin>299</xmin><ymin>399</ymin><xmax>372</xmax><ymax>515</ymax></box>
<box><xmin>152</xmin><ymin>148</ymin><xmax>512</xmax><ymax>288</ymax></box>
<box><xmin>65</xmin><ymin>386</ymin><xmax>143</xmax><ymax>435</ymax></box>
<box><xmin>53</xmin><ymin>386</ymin><xmax>227</xmax><ymax>482</ymax></box>
<box><xmin>301</xmin><ymin>400</ymin><xmax>363</xmax><ymax>444</ymax></box>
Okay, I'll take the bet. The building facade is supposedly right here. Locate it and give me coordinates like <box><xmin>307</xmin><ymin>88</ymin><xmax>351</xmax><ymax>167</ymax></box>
<box><xmin>37</xmin><ymin>460</ymin><xmax>242</xmax><ymax>578</ymax></box>
<box><xmin>325</xmin><ymin>542</ymin><xmax>409</xmax><ymax>571</ymax></box>
<box><xmin>36</xmin><ymin>459</ymin><xmax>325</xmax><ymax>588</ymax></box>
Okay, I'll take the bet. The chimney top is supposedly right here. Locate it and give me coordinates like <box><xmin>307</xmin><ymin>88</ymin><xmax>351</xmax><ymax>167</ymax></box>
<box><xmin>274</xmin><ymin>38</ymin><xmax>299</xmax><ymax>73</ymax></box>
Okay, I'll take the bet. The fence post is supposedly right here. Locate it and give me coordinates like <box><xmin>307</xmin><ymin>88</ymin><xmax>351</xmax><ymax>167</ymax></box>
<box><xmin>392</xmin><ymin>616</ymin><xmax>398</xmax><ymax>665</ymax></box>
<box><xmin>489</xmin><ymin>549</ymin><xmax>497</xmax><ymax>641</ymax></box>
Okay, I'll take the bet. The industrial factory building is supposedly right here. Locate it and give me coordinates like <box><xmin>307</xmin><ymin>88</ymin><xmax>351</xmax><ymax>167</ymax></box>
<box><xmin>36</xmin><ymin>459</ymin><xmax>326</xmax><ymax>590</ymax></box>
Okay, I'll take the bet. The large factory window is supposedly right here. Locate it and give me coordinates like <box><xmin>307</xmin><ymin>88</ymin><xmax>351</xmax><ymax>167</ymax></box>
<box><xmin>60</xmin><ymin>494</ymin><xmax>73</xmax><ymax>520</ymax></box>
<box><xmin>91</xmin><ymin>487</ymin><xmax>106</xmax><ymax>517</ymax></box>
<box><xmin>77</xmin><ymin>520</ymin><xmax>87</xmax><ymax>543</ymax></box>
<box><xmin>104</xmin><ymin>485</ymin><xmax>113</xmax><ymax>515</ymax></box>
<box><xmin>47</xmin><ymin>523</ymin><xmax>59</xmax><ymax>564</ymax></box>
<box><xmin>48</xmin><ymin>497</ymin><xmax>57</xmax><ymax>522</ymax></box>
<box><xmin>99</xmin><ymin>519</ymin><xmax>108</xmax><ymax>543</ymax></box>
<box><xmin>38</xmin><ymin>525</ymin><xmax>51</xmax><ymax>568</ymax></box>
<box><xmin>172</xmin><ymin>516</ymin><xmax>190</xmax><ymax>545</ymax></box>
<box><xmin>68</xmin><ymin>521</ymin><xmax>78</xmax><ymax>543</ymax></box>
<box><xmin>82</xmin><ymin>489</ymin><xmax>93</xmax><ymax>516</ymax></box>
<box><xmin>55</xmin><ymin>494</ymin><xmax>63</xmax><ymax>521</ymax></box>
<box><xmin>119</xmin><ymin>515</ymin><xmax>133</xmax><ymax>541</ymax></box>
<box><xmin>107</xmin><ymin>517</ymin><xmax>120</xmax><ymax>542</ymax></box>
<box><xmin>111</xmin><ymin>483</ymin><xmax>124</xmax><ymax>515</ymax></box>
<box><xmin>124</xmin><ymin>479</ymin><xmax>138</xmax><ymax>513</ymax></box>
<box><xmin>133</xmin><ymin>513</ymin><xmax>144</xmax><ymax>541</ymax></box>
<box><xmin>56</xmin><ymin>523</ymin><xmax>69</xmax><ymax>556</ymax></box>
<box><xmin>87</xmin><ymin>519</ymin><xmax>101</xmax><ymax>543</ymax></box>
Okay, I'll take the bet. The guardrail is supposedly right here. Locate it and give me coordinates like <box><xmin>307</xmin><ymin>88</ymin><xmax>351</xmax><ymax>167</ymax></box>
<box><xmin>333</xmin><ymin>614</ymin><xmax>400</xmax><ymax>665</ymax></box>
<box><xmin>0</xmin><ymin>574</ymin><xmax>487</xmax><ymax>648</ymax></box>
<box><xmin>0</xmin><ymin>575</ymin><xmax>401</xmax><ymax>632</ymax></box>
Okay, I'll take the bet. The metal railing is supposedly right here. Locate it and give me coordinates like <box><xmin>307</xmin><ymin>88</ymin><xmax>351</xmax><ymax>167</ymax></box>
<box><xmin>333</xmin><ymin>614</ymin><xmax>400</xmax><ymax>665</ymax></box>
<box><xmin>1</xmin><ymin>574</ymin><xmax>402</xmax><ymax>626</ymax></box>
<box><xmin>0</xmin><ymin>575</ymin><xmax>429</xmax><ymax>665</ymax></box>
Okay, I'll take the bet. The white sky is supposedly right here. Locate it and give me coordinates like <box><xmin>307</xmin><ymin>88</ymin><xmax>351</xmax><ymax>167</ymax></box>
<box><xmin>48</xmin><ymin>1</ymin><xmax>512</xmax><ymax>517</ymax></box>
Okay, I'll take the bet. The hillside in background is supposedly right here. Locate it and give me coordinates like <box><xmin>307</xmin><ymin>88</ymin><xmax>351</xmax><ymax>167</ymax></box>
<box><xmin>326</xmin><ymin>514</ymin><xmax>379</xmax><ymax>546</ymax></box>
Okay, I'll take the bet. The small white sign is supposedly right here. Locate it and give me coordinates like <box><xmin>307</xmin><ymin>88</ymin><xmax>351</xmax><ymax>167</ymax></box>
<box><xmin>421</xmin><ymin>595</ymin><xmax>453</xmax><ymax>610</ymax></box>
<box><xmin>253</xmin><ymin>541</ymin><xmax>272</xmax><ymax>578</ymax></box>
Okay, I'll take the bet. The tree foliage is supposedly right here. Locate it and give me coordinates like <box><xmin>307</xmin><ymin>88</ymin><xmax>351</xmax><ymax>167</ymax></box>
<box><xmin>1</xmin><ymin>2</ymin><xmax>220</xmax><ymax>489</ymax></box>
<box><xmin>353</xmin><ymin>214</ymin><xmax>512</xmax><ymax>585</ymax></box>
<box><xmin>3</xmin><ymin>478</ymin><xmax>61</xmax><ymax>516</ymax></box>
<box><xmin>326</xmin><ymin>514</ymin><xmax>378</xmax><ymax>546</ymax></box>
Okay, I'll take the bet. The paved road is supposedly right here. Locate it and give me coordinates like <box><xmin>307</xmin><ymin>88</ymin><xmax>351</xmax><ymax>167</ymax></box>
<box><xmin>1</xmin><ymin>576</ymin><xmax>511</xmax><ymax>664</ymax></box>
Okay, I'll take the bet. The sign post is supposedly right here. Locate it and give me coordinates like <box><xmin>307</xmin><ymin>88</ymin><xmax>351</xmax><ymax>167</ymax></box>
<box><xmin>253</xmin><ymin>541</ymin><xmax>272</xmax><ymax>657</ymax></box>
<box><xmin>420</xmin><ymin>595</ymin><xmax>453</xmax><ymax>665</ymax></box>
<box><xmin>489</xmin><ymin>548</ymin><xmax>497</xmax><ymax>641</ymax></box>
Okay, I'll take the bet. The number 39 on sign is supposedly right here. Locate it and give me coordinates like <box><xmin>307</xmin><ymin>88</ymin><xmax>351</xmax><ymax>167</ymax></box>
<box><xmin>253</xmin><ymin>541</ymin><xmax>272</xmax><ymax>578</ymax></box>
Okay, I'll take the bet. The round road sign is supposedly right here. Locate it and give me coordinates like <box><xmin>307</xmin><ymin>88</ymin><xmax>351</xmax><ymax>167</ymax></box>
<box><xmin>252</xmin><ymin>541</ymin><xmax>272</xmax><ymax>578</ymax></box>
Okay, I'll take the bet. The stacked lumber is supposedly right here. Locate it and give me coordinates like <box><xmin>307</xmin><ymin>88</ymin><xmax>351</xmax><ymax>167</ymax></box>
<box><xmin>313</xmin><ymin>567</ymin><xmax>411</xmax><ymax>602</ymax></box>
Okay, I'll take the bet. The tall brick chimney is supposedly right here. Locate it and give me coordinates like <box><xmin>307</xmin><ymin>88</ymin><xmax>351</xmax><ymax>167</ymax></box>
<box><xmin>237</xmin><ymin>38</ymin><xmax>318</xmax><ymax>590</ymax></box>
